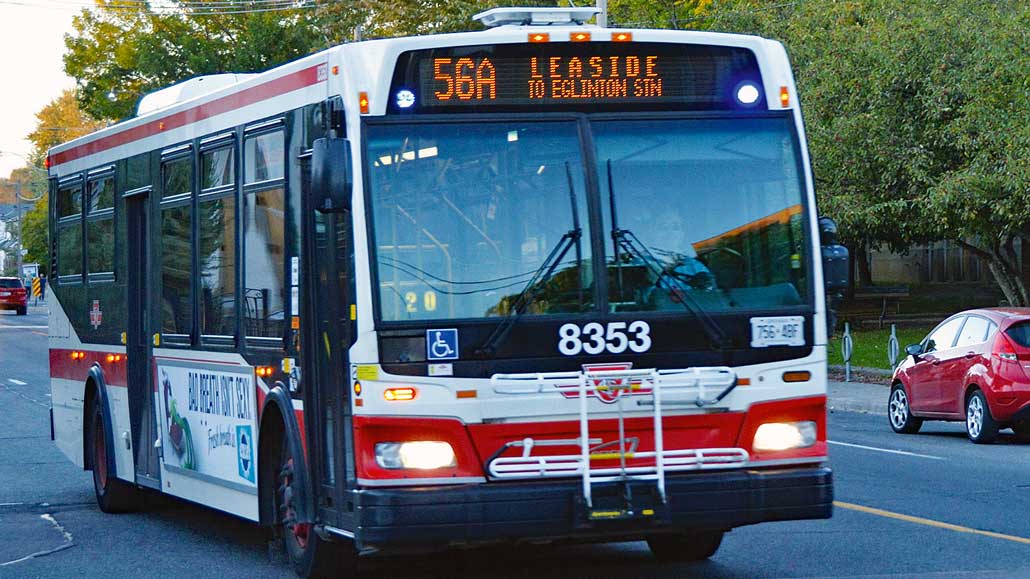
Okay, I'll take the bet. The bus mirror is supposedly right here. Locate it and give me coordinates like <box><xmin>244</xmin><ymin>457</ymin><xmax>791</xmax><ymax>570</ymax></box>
<box><xmin>819</xmin><ymin>216</ymin><xmax>849</xmax><ymax>293</ymax></box>
<box><xmin>312</xmin><ymin>137</ymin><xmax>352</xmax><ymax>213</ymax></box>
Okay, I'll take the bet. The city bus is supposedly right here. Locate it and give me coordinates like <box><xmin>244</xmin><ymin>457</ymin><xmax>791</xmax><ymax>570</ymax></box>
<box><xmin>47</xmin><ymin>7</ymin><xmax>845</xmax><ymax>577</ymax></box>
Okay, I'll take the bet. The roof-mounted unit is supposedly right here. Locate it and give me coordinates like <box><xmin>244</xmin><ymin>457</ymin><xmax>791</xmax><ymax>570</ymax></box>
<box><xmin>473</xmin><ymin>6</ymin><xmax>600</xmax><ymax>27</ymax></box>
<box><xmin>136</xmin><ymin>73</ymin><xmax>257</xmax><ymax>116</ymax></box>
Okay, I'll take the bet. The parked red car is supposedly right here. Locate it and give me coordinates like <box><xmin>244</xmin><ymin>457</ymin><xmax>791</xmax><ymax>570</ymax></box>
<box><xmin>889</xmin><ymin>308</ymin><xmax>1030</xmax><ymax>443</ymax></box>
<box><xmin>0</xmin><ymin>277</ymin><xmax>27</xmax><ymax>316</ymax></box>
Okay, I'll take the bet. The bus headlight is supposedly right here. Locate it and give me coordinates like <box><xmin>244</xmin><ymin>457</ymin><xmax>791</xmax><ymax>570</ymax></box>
<box><xmin>752</xmin><ymin>421</ymin><xmax>817</xmax><ymax>452</ymax></box>
<box><xmin>375</xmin><ymin>441</ymin><xmax>456</xmax><ymax>470</ymax></box>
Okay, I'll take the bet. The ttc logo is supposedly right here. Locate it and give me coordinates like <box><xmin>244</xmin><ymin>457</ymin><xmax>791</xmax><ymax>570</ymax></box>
<box><xmin>236</xmin><ymin>425</ymin><xmax>255</xmax><ymax>483</ymax></box>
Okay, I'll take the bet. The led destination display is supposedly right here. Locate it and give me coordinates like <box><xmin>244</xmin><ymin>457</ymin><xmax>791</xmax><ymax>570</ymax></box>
<box><xmin>389</xmin><ymin>42</ymin><xmax>764</xmax><ymax>113</ymax></box>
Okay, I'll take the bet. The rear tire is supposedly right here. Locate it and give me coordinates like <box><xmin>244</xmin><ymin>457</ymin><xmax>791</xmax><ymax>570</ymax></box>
<box><xmin>888</xmin><ymin>384</ymin><xmax>922</xmax><ymax>434</ymax></box>
<box><xmin>647</xmin><ymin>530</ymin><xmax>724</xmax><ymax>562</ymax></box>
<box><xmin>275</xmin><ymin>436</ymin><xmax>356</xmax><ymax>578</ymax></box>
<box><xmin>89</xmin><ymin>393</ymin><xmax>139</xmax><ymax>513</ymax></box>
<box><xmin>965</xmin><ymin>389</ymin><xmax>999</xmax><ymax>444</ymax></box>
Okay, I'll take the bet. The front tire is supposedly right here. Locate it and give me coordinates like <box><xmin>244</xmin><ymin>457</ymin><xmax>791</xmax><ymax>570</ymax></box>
<box><xmin>16</xmin><ymin>306</ymin><xmax>26</xmax><ymax>316</ymax></box>
<box><xmin>966</xmin><ymin>389</ymin><xmax>999</xmax><ymax>444</ymax></box>
<box><xmin>888</xmin><ymin>384</ymin><xmax>922</xmax><ymax>434</ymax></box>
<box><xmin>89</xmin><ymin>394</ymin><xmax>139</xmax><ymax>513</ymax></box>
<box><xmin>647</xmin><ymin>530</ymin><xmax>724</xmax><ymax>562</ymax></box>
<box><xmin>276</xmin><ymin>438</ymin><xmax>356</xmax><ymax>577</ymax></box>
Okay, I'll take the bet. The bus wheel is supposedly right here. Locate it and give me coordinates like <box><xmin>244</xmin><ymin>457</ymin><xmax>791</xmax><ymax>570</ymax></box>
<box><xmin>646</xmin><ymin>530</ymin><xmax>724</xmax><ymax>562</ymax></box>
<box><xmin>276</xmin><ymin>441</ymin><xmax>355</xmax><ymax>578</ymax></box>
<box><xmin>89</xmin><ymin>393</ymin><xmax>139</xmax><ymax>513</ymax></box>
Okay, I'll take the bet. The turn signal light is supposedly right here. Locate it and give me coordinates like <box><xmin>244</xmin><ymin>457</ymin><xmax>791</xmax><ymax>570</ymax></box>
<box><xmin>384</xmin><ymin>387</ymin><xmax>417</xmax><ymax>402</ymax></box>
<box><xmin>358</xmin><ymin>91</ymin><xmax>369</xmax><ymax>114</ymax></box>
<box><xmin>105</xmin><ymin>354</ymin><xmax>124</xmax><ymax>363</ymax></box>
<box><xmin>255</xmin><ymin>366</ymin><xmax>275</xmax><ymax>377</ymax></box>
<box><xmin>780</xmin><ymin>86</ymin><xmax>790</xmax><ymax>107</ymax></box>
<box><xmin>70</xmin><ymin>351</ymin><xmax>86</xmax><ymax>361</ymax></box>
<box><xmin>782</xmin><ymin>371</ymin><xmax>811</xmax><ymax>383</ymax></box>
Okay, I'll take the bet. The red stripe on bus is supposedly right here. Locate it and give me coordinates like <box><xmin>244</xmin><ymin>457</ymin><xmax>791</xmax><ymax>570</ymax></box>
<box><xmin>50</xmin><ymin>348</ymin><xmax>127</xmax><ymax>387</ymax></box>
<box><xmin>50</xmin><ymin>64</ymin><xmax>325</xmax><ymax>167</ymax></box>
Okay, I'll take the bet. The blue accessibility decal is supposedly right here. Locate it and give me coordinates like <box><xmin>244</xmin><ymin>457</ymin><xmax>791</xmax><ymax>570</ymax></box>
<box><xmin>236</xmin><ymin>425</ymin><xmax>255</xmax><ymax>483</ymax></box>
<box><xmin>426</xmin><ymin>328</ymin><xmax>459</xmax><ymax>361</ymax></box>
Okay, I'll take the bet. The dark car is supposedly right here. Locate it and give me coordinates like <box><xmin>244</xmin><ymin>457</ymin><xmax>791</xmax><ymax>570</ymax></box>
<box><xmin>0</xmin><ymin>277</ymin><xmax>27</xmax><ymax>315</ymax></box>
<box><xmin>889</xmin><ymin>308</ymin><xmax>1030</xmax><ymax>443</ymax></box>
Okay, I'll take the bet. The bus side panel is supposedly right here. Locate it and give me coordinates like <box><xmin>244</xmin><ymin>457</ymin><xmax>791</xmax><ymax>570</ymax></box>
<box><xmin>51</xmin><ymin>377</ymin><xmax>85</xmax><ymax>469</ymax></box>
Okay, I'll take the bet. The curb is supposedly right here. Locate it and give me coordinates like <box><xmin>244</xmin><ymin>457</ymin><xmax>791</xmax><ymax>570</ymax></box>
<box><xmin>828</xmin><ymin>364</ymin><xmax>892</xmax><ymax>377</ymax></box>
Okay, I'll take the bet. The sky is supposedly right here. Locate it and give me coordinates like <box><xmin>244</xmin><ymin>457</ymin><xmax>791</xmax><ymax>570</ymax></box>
<box><xmin>0</xmin><ymin>1</ymin><xmax>77</xmax><ymax>179</ymax></box>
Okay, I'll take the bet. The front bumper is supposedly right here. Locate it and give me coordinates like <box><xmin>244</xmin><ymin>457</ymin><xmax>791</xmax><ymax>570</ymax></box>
<box><xmin>353</xmin><ymin>466</ymin><xmax>832</xmax><ymax>552</ymax></box>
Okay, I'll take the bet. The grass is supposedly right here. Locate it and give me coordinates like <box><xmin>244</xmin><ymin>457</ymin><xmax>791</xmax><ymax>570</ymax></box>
<box><xmin>828</xmin><ymin>325</ymin><xmax>934</xmax><ymax>370</ymax></box>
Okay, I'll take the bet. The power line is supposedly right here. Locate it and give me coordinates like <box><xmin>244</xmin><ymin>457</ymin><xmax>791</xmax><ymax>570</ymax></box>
<box><xmin>0</xmin><ymin>0</ymin><xmax>326</xmax><ymax>16</ymax></box>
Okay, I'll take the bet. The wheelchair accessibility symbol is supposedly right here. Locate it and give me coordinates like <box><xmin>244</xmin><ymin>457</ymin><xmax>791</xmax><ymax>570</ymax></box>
<box><xmin>427</xmin><ymin>328</ymin><xmax>459</xmax><ymax>361</ymax></box>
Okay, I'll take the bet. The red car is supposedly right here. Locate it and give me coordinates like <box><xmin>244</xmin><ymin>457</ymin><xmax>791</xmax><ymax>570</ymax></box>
<box><xmin>0</xmin><ymin>277</ymin><xmax>27</xmax><ymax>316</ymax></box>
<box><xmin>889</xmin><ymin>308</ymin><xmax>1030</xmax><ymax>443</ymax></box>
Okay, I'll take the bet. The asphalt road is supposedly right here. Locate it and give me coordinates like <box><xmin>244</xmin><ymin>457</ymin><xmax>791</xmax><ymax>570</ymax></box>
<box><xmin>1</xmin><ymin>306</ymin><xmax>1028</xmax><ymax>578</ymax></box>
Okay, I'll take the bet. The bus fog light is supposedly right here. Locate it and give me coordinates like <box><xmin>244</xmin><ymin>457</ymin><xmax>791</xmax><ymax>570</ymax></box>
<box><xmin>753</xmin><ymin>421</ymin><xmax>816</xmax><ymax>452</ymax></box>
<box><xmin>375</xmin><ymin>441</ymin><xmax>456</xmax><ymax>470</ymax></box>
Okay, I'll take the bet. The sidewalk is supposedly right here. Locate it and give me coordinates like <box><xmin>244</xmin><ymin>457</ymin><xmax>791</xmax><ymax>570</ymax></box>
<box><xmin>828</xmin><ymin>379</ymin><xmax>889</xmax><ymax>416</ymax></box>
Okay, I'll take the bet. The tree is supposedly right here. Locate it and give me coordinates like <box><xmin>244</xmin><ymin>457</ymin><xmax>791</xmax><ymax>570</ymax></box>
<box><xmin>702</xmin><ymin>0</ymin><xmax>1028</xmax><ymax>303</ymax></box>
<box><xmin>65</xmin><ymin>1</ymin><xmax>561</xmax><ymax>121</ymax></box>
<box><xmin>27</xmin><ymin>89</ymin><xmax>105</xmax><ymax>162</ymax></box>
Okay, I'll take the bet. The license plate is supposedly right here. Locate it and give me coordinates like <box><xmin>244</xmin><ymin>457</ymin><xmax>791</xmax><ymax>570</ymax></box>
<box><xmin>750</xmin><ymin>316</ymin><xmax>805</xmax><ymax>347</ymax></box>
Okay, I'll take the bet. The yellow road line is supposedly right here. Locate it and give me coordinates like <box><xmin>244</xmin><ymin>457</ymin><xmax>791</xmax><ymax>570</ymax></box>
<box><xmin>834</xmin><ymin>501</ymin><xmax>1030</xmax><ymax>546</ymax></box>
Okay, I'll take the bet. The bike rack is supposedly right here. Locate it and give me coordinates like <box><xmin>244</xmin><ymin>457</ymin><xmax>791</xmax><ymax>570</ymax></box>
<box><xmin>488</xmin><ymin>366</ymin><xmax>749</xmax><ymax>513</ymax></box>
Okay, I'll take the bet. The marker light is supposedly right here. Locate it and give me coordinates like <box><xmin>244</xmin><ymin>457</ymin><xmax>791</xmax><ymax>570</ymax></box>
<box><xmin>358</xmin><ymin>91</ymin><xmax>369</xmax><ymax>114</ymax></box>
<box><xmin>611</xmin><ymin>32</ymin><xmax>633</xmax><ymax>42</ymax></box>
<box><xmin>736</xmin><ymin>83</ymin><xmax>760</xmax><ymax>105</ymax></box>
<box><xmin>255</xmin><ymin>366</ymin><xmax>275</xmax><ymax>377</ymax></box>
<box><xmin>753</xmin><ymin>421</ymin><xmax>817</xmax><ymax>452</ymax></box>
<box><xmin>528</xmin><ymin>32</ymin><xmax>550</xmax><ymax>43</ymax></box>
<box><xmin>384</xmin><ymin>387</ymin><xmax>417</xmax><ymax>401</ymax></box>
<box><xmin>782</xmin><ymin>371</ymin><xmax>811</xmax><ymax>383</ymax></box>
<box><xmin>395</xmin><ymin>89</ymin><xmax>416</xmax><ymax>109</ymax></box>
<box><xmin>570</xmin><ymin>31</ymin><xmax>591</xmax><ymax>42</ymax></box>
<box><xmin>780</xmin><ymin>86</ymin><xmax>790</xmax><ymax>107</ymax></box>
<box><xmin>375</xmin><ymin>441</ymin><xmax>456</xmax><ymax>470</ymax></box>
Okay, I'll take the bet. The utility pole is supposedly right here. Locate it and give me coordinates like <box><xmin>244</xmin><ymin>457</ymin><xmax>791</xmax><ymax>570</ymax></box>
<box><xmin>597</xmin><ymin>0</ymin><xmax>608</xmax><ymax>27</ymax></box>
<box><xmin>14</xmin><ymin>181</ymin><xmax>22</xmax><ymax>277</ymax></box>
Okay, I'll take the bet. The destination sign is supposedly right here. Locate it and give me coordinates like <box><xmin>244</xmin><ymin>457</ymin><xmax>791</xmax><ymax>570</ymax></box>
<box><xmin>388</xmin><ymin>42</ymin><xmax>763</xmax><ymax>113</ymax></box>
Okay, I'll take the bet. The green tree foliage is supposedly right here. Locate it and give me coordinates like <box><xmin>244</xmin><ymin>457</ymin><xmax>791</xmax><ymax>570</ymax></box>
<box><xmin>20</xmin><ymin>197</ymin><xmax>49</xmax><ymax>275</ymax></box>
<box><xmin>65</xmin><ymin>1</ymin><xmax>560</xmax><ymax>121</ymax></box>
<box><xmin>701</xmin><ymin>0</ymin><xmax>1028</xmax><ymax>303</ymax></box>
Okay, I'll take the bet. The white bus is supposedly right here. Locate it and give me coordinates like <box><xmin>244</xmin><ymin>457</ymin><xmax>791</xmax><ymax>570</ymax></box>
<box><xmin>47</xmin><ymin>7</ymin><xmax>844</xmax><ymax>577</ymax></box>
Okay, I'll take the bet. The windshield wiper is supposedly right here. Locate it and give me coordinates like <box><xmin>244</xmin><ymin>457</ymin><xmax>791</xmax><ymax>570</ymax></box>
<box><xmin>474</xmin><ymin>163</ymin><xmax>583</xmax><ymax>358</ymax></box>
<box><xmin>606</xmin><ymin>160</ymin><xmax>730</xmax><ymax>349</ymax></box>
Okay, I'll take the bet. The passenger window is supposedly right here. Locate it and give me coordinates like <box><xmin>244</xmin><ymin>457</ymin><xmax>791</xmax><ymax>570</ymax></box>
<box><xmin>244</xmin><ymin>130</ymin><xmax>284</xmax><ymax>183</ymax></box>
<box><xmin>955</xmin><ymin>316</ymin><xmax>989</xmax><ymax>348</ymax></box>
<box><xmin>163</xmin><ymin>156</ymin><xmax>192</xmax><ymax>198</ymax></box>
<box><xmin>57</xmin><ymin>182</ymin><xmax>82</xmax><ymax>218</ymax></box>
<box><xmin>199</xmin><ymin>195</ymin><xmax>236</xmax><ymax>337</ymax></box>
<box><xmin>925</xmin><ymin>317</ymin><xmax>964</xmax><ymax>352</ymax></box>
<box><xmin>243</xmin><ymin>186</ymin><xmax>285</xmax><ymax>339</ymax></box>
<box><xmin>86</xmin><ymin>175</ymin><xmax>115</xmax><ymax>276</ymax></box>
<box><xmin>202</xmin><ymin>146</ymin><xmax>235</xmax><ymax>190</ymax></box>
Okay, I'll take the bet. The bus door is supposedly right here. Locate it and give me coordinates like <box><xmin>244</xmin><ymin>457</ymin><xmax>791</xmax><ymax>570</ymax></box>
<box><xmin>124</xmin><ymin>187</ymin><xmax>161</xmax><ymax>489</ymax></box>
<box><xmin>301</xmin><ymin>177</ymin><xmax>357</xmax><ymax>529</ymax></box>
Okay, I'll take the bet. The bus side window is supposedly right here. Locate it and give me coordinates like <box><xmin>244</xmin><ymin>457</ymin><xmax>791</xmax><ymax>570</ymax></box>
<box><xmin>160</xmin><ymin>152</ymin><xmax>195</xmax><ymax>342</ymax></box>
<box><xmin>86</xmin><ymin>172</ymin><xmax>115</xmax><ymax>279</ymax></box>
<box><xmin>243</xmin><ymin>128</ymin><xmax>286</xmax><ymax>341</ymax></box>
<box><xmin>56</xmin><ymin>178</ymin><xmax>84</xmax><ymax>283</ymax></box>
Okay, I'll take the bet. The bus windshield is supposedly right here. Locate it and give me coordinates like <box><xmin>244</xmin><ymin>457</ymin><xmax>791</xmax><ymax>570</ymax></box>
<box><xmin>366</xmin><ymin>115</ymin><xmax>809</xmax><ymax>323</ymax></box>
<box><xmin>367</xmin><ymin>121</ymin><xmax>594</xmax><ymax>322</ymax></box>
<box><xmin>597</xmin><ymin>116</ymin><xmax>809</xmax><ymax>313</ymax></box>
